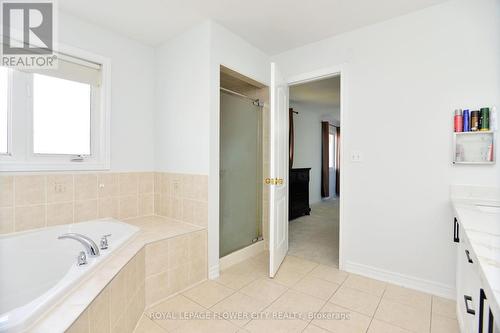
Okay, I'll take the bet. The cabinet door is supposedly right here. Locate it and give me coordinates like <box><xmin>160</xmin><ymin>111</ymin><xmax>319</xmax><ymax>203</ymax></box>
<box><xmin>457</xmin><ymin>237</ymin><xmax>481</xmax><ymax>333</ymax></box>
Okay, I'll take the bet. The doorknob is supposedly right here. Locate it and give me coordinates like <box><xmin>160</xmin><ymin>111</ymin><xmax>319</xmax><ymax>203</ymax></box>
<box><xmin>265</xmin><ymin>178</ymin><xmax>284</xmax><ymax>185</ymax></box>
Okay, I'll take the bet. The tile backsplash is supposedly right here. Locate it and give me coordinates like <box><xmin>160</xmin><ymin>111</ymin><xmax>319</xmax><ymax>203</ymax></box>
<box><xmin>154</xmin><ymin>172</ymin><xmax>208</xmax><ymax>227</ymax></box>
<box><xmin>0</xmin><ymin>172</ymin><xmax>155</xmax><ymax>234</ymax></box>
<box><xmin>0</xmin><ymin>171</ymin><xmax>209</xmax><ymax>234</ymax></box>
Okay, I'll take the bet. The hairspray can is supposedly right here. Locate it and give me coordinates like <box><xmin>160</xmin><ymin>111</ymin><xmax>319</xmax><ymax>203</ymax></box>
<box><xmin>480</xmin><ymin>107</ymin><xmax>490</xmax><ymax>131</ymax></box>
<box><xmin>462</xmin><ymin>109</ymin><xmax>470</xmax><ymax>132</ymax></box>
<box><xmin>471</xmin><ymin>111</ymin><xmax>480</xmax><ymax>131</ymax></box>
<box><xmin>454</xmin><ymin>109</ymin><xmax>463</xmax><ymax>132</ymax></box>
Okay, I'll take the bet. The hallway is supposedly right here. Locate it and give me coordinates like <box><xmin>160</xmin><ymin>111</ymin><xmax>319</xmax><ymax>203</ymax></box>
<box><xmin>289</xmin><ymin>199</ymin><xmax>339</xmax><ymax>267</ymax></box>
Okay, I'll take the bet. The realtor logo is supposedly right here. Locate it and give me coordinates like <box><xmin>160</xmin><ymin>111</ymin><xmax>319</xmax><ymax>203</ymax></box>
<box><xmin>1</xmin><ymin>0</ymin><xmax>57</xmax><ymax>68</ymax></box>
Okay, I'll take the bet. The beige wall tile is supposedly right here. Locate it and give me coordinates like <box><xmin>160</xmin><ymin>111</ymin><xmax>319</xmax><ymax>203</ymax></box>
<box><xmin>119</xmin><ymin>195</ymin><xmax>138</xmax><ymax>219</ymax></box>
<box><xmin>109</xmin><ymin>269</ymin><xmax>127</xmax><ymax>326</ymax></box>
<box><xmin>145</xmin><ymin>271</ymin><xmax>169</xmax><ymax>307</ymax></box>
<box><xmin>0</xmin><ymin>207</ymin><xmax>14</xmax><ymax>234</ymax></box>
<box><xmin>46</xmin><ymin>174</ymin><xmax>73</xmax><ymax>203</ymax></box>
<box><xmin>136</xmin><ymin>248</ymin><xmax>146</xmax><ymax>286</ymax></box>
<box><xmin>188</xmin><ymin>230</ymin><xmax>207</xmax><ymax>261</ymax></box>
<box><xmin>98</xmin><ymin>197</ymin><xmax>120</xmax><ymax>219</ymax></box>
<box><xmin>182</xmin><ymin>174</ymin><xmax>208</xmax><ymax>202</ymax></box>
<box><xmin>170</xmin><ymin>174</ymin><xmax>183</xmax><ymax>198</ymax></box>
<box><xmin>188</xmin><ymin>258</ymin><xmax>207</xmax><ymax>285</ymax></box>
<box><xmin>120</xmin><ymin>173</ymin><xmax>138</xmax><ymax>195</ymax></box>
<box><xmin>47</xmin><ymin>202</ymin><xmax>74</xmax><ymax>226</ymax></box>
<box><xmin>139</xmin><ymin>172</ymin><xmax>154</xmax><ymax>194</ymax></box>
<box><xmin>154</xmin><ymin>194</ymin><xmax>161</xmax><ymax>216</ymax></box>
<box><xmin>171</xmin><ymin>197</ymin><xmax>182</xmax><ymax>220</ymax></box>
<box><xmin>182</xmin><ymin>200</ymin><xmax>207</xmax><ymax>226</ymax></box>
<box><xmin>168</xmin><ymin>235</ymin><xmax>189</xmax><ymax>269</ymax></box>
<box><xmin>146</xmin><ymin>239</ymin><xmax>169</xmax><ymax>277</ymax></box>
<box><xmin>0</xmin><ymin>176</ymin><xmax>14</xmax><ymax>207</ymax></box>
<box><xmin>167</xmin><ymin>263</ymin><xmax>189</xmax><ymax>295</ymax></box>
<box><xmin>66</xmin><ymin>309</ymin><xmax>89</xmax><ymax>333</ymax></box>
<box><xmin>139</xmin><ymin>193</ymin><xmax>154</xmax><ymax>216</ymax></box>
<box><xmin>15</xmin><ymin>205</ymin><xmax>46</xmax><ymax>231</ymax></box>
<box><xmin>15</xmin><ymin>175</ymin><xmax>46</xmax><ymax>206</ymax></box>
<box><xmin>74</xmin><ymin>200</ymin><xmax>98</xmax><ymax>222</ymax></box>
<box><xmin>98</xmin><ymin>173</ymin><xmax>120</xmax><ymax>198</ymax></box>
<box><xmin>88</xmin><ymin>288</ymin><xmax>110</xmax><ymax>333</ymax></box>
<box><xmin>74</xmin><ymin>174</ymin><xmax>98</xmax><ymax>201</ymax></box>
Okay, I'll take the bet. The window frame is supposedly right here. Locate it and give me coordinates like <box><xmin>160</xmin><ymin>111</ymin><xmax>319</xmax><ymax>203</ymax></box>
<box><xmin>0</xmin><ymin>67</ymin><xmax>13</xmax><ymax>156</ymax></box>
<box><xmin>0</xmin><ymin>44</ymin><xmax>111</xmax><ymax>171</ymax></box>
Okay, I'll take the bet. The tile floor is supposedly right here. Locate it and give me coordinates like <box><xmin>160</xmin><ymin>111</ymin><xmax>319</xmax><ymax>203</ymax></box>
<box><xmin>134</xmin><ymin>253</ymin><xmax>459</xmax><ymax>333</ymax></box>
<box><xmin>289</xmin><ymin>199</ymin><xmax>339</xmax><ymax>267</ymax></box>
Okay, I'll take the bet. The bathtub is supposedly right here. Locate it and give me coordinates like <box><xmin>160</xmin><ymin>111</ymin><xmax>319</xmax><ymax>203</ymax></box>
<box><xmin>0</xmin><ymin>219</ymin><xmax>139</xmax><ymax>332</ymax></box>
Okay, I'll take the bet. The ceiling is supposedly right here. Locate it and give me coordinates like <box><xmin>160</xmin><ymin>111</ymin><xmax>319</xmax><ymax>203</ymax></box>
<box><xmin>59</xmin><ymin>0</ymin><xmax>448</xmax><ymax>55</ymax></box>
<box><xmin>290</xmin><ymin>76</ymin><xmax>340</xmax><ymax>113</ymax></box>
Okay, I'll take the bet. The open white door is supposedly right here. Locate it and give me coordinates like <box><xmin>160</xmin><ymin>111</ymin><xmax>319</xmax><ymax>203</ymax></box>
<box><xmin>269</xmin><ymin>62</ymin><xmax>289</xmax><ymax>277</ymax></box>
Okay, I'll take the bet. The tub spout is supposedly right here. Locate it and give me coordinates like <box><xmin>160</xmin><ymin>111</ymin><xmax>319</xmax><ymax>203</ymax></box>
<box><xmin>58</xmin><ymin>233</ymin><xmax>100</xmax><ymax>257</ymax></box>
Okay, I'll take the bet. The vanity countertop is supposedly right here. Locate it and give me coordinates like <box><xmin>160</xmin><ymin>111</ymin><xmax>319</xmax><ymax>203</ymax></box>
<box><xmin>452</xmin><ymin>198</ymin><xmax>500</xmax><ymax>321</ymax></box>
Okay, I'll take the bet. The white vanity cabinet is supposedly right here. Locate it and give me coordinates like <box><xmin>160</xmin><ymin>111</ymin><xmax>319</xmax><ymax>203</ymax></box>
<box><xmin>454</xmin><ymin>217</ymin><xmax>499</xmax><ymax>333</ymax></box>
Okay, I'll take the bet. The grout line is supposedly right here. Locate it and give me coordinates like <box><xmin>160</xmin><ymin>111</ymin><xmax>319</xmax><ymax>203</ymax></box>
<box><xmin>364</xmin><ymin>286</ymin><xmax>386</xmax><ymax>333</ymax></box>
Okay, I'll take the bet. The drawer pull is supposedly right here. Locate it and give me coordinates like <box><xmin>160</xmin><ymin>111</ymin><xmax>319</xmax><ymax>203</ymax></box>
<box><xmin>464</xmin><ymin>295</ymin><xmax>475</xmax><ymax>315</ymax></box>
<box><xmin>465</xmin><ymin>249</ymin><xmax>474</xmax><ymax>263</ymax></box>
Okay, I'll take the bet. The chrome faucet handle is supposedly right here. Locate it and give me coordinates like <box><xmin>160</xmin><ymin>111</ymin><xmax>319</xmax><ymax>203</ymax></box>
<box><xmin>77</xmin><ymin>251</ymin><xmax>87</xmax><ymax>266</ymax></box>
<box><xmin>100</xmin><ymin>234</ymin><xmax>112</xmax><ymax>250</ymax></box>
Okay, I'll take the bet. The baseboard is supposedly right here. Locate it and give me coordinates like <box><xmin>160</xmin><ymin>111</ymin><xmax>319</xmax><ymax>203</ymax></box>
<box><xmin>343</xmin><ymin>260</ymin><xmax>455</xmax><ymax>300</ymax></box>
<box><xmin>219</xmin><ymin>241</ymin><xmax>266</xmax><ymax>270</ymax></box>
<box><xmin>208</xmin><ymin>263</ymin><xmax>220</xmax><ymax>280</ymax></box>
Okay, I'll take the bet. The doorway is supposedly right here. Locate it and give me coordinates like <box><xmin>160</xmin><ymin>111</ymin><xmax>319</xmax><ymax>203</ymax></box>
<box><xmin>287</xmin><ymin>75</ymin><xmax>341</xmax><ymax>267</ymax></box>
<box><xmin>219</xmin><ymin>66</ymin><xmax>269</xmax><ymax>264</ymax></box>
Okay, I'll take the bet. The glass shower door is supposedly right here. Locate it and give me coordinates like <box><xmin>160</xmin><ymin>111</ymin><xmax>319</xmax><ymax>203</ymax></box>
<box><xmin>220</xmin><ymin>91</ymin><xmax>262</xmax><ymax>258</ymax></box>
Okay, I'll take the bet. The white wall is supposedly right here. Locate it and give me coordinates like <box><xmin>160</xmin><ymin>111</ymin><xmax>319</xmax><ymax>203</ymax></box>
<box><xmin>154</xmin><ymin>21</ymin><xmax>270</xmax><ymax>277</ymax></box>
<box><xmin>59</xmin><ymin>11</ymin><xmax>156</xmax><ymax>171</ymax></box>
<box><xmin>290</xmin><ymin>101</ymin><xmax>339</xmax><ymax>204</ymax></box>
<box><xmin>273</xmin><ymin>0</ymin><xmax>500</xmax><ymax>297</ymax></box>
<box><xmin>154</xmin><ymin>22</ymin><xmax>211</xmax><ymax>174</ymax></box>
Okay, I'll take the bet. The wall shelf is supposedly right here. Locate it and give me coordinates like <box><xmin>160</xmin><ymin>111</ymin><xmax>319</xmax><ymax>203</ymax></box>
<box><xmin>453</xmin><ymin>130</ymin><xmax>495</xmax><ymax>165</ymax></box>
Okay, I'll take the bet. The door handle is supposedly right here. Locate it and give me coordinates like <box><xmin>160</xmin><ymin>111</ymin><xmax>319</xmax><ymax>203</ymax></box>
<box><xmin>464</xmin><ymin>295</ymin><xmax>476</xmax><ymax>315</ymax></box>
<box><xmin>265</xmin><ymin>178</ymin><xmax>284</xmax><ymax>185</ymax></box>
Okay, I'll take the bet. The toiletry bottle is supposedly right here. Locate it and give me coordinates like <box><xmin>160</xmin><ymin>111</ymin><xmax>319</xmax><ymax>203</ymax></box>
<box><xmin>454</xmin><ymin>109</ymin><xmax>463</xmax><ymax>132</ymax></box>
<box><xmin>471</xmin><ymin>111</ymin><xmax>480</xmax><ymax>131</ymax></box>
<box><xmin>462</xmin><ymin>109</ymin><xmax>470</xmax><ymax>132</ymax></box>
<box><xmin>480</xmin><ymin>107</ymin><xmax>490</xmax><ymax>131</ymax></box>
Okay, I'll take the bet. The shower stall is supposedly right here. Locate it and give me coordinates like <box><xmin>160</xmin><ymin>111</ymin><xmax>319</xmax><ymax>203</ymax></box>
<box><xmin>219</xmin><ymin>88</ymin><xmax>263</xmax><ymax>258</ymax></box>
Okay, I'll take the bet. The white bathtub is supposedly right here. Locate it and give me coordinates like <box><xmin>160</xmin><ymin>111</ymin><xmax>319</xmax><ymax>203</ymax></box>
<box><xmin>0</xmin><ymin>219</ymin><xmax>139</xmax><ymax>333</ymax></box>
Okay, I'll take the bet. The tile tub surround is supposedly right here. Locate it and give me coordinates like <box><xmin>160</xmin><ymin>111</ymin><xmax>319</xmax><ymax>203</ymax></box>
<box><xmin>154</xmin><ymin>172</ymin><xmax>208</xmax><ymax>227</ymax></box>
<box><xmin>0</xmin><ymin>172</ymin><xmax>155</xmax><ymax>234</ymax></box>
<box><xmin>28</xmin><ymin>216</ymin><xmax>207</xmax><ymax>333</ymax></box>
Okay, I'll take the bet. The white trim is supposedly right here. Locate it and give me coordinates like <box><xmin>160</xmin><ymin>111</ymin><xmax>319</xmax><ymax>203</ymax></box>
<box><xmin>208</xmin><ymin>263</ymin><xmax>220</xmax><ymax>280</ymax></box>
<box><xmin>344</xmin><ymin>260</ymin><xmax>455</xmax><ymax>300</ymax></box>
<box><xmin>287</xmin><ymin>63</ymin><xmax>346</xmax><ymax>270</ymax></box>
<box><xmin>0</xmin><ymin>42</ymin><xmax>111</xmax><ymax>172</ymax></box>
<box><xmin>219</xmin><ymin>240</ymin><xmax>266</xmax><ymax>271</ymax></box>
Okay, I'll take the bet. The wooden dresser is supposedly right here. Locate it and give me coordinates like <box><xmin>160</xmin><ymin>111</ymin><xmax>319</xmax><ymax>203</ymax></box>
<box><xmin>289</xmin><ymin>168</ymin><xmax>311</xmax><ymax>220</ymax></box>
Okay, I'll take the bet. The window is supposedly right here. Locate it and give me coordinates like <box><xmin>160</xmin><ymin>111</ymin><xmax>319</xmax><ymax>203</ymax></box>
<box><xmin>0</xmin><ymin>49</ymin><xmax>110</xmax><ymax>171</ymax></box>
<box><xmin>0</xmin><ymin>67</ymin><xmax>9</xmax><ymax>155</ymax></box>
<box><xmin>33</xmin><ymin>74</ymin><xmax>91</xmax><ymax>155</ymax></box>
<box><xmin>329</xmin><ymin>133</ymin><xmax>334</xmax><ymax>168</ymax></box>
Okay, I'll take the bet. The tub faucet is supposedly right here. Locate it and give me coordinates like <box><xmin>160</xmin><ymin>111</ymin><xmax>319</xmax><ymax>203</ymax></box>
<box><xmin>58</xmin><ymin>233</ymin><xmax>100</xmax><ymax>257</ymax></box>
